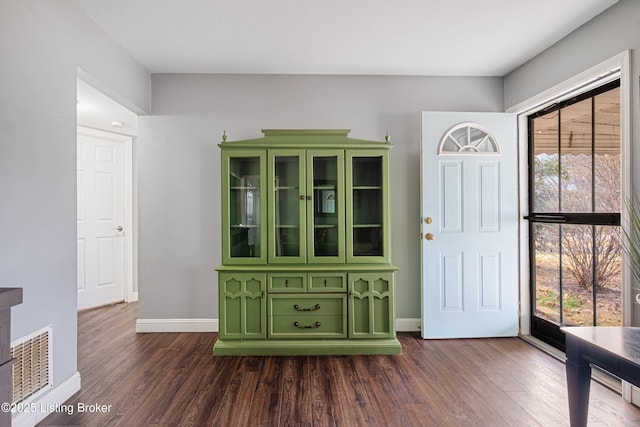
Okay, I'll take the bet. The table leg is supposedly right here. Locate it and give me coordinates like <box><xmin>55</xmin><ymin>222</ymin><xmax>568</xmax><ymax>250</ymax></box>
<box><xmin>565</xmin><ymin>340</ymin><xmax>591</xmax><ymax>427</ymax></box>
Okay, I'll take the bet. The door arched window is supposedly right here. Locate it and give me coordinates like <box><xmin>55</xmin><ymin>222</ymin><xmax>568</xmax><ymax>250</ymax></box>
<box><xmin>438</xmin><ymin>122</ymin><xmax>500</xmax><ymax>154</ymax></box>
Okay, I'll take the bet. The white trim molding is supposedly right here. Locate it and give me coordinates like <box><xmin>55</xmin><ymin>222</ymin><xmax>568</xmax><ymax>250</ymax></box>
<box><xmin>136</xmin><ymin>318</ymin><xmax>218</xmax><ymax>333</ymax></box>
<box><xmin>396</xmin><ymin>318</ymin><xmax>421</xmax><ymax>332</ymax></box>
<box><xmin>12</xmin><ymin>372</ymin><xmax>81</xmax><ymax>427</ymax></box>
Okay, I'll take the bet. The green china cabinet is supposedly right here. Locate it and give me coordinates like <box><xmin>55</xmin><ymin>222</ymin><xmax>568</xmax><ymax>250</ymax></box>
<box><xmin>215</xmin><ymin>130</ymin><xmax>400</xmax><ymax>355</ymax></box>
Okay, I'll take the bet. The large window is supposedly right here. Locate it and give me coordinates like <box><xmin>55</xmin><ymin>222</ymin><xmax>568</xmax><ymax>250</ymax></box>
<box><xmin>527</xmin><ymin>80</ymin><xmax>621</xmax><ymax>350</ymax></box>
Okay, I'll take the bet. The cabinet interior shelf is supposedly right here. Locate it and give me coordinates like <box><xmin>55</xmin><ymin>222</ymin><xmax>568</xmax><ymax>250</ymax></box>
<box><xmin>275</xmin><ymin>225</ymin><xmax>298</xmax><ymax>228</ymax></box>
<box><xmin>275</xmin><ymin>187</ymin><xmax>299</xmax><ymax>190</ymax></box>
<box><xmin>314</xmin><ymin>185</ymin><xmax>336</xmax><ymax>190</ymax></box>
<box><xmin>231</xmin><ymin>224</ymin><xmax>258</xmax><ymax>228</ymax></box>
<box><xmin>314</xmin><ymin>224</ymin><xmax>337</xmax><ymax>229</ymax></box>
<box><xmin>353</xmin><ymin>186</ymin><xmax>382</xmax><ymax>190</ymax></box>
<box><xmin>353</xmin><ymin>224</ymin><xmax>382</xmax><ymax>228</ymax></box>
<box><xmin>230</xmin><ymin>186</ymin><xmax>258</xmax><ymax>190</ymax></box>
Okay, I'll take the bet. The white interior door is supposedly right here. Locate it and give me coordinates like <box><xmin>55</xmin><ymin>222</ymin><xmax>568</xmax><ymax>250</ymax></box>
<box><xmin>77</xmin><ymin>131</ymin><xmax>126</xmax><ymax>309</ymax></box>
<box><xmin>421</xmin><ymin>112</ymin><xmax>518</xmax><ymax>338</ymax></box>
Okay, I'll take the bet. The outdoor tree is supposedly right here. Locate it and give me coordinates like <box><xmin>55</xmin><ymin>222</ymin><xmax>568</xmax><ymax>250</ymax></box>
<box><xmin>535</xmin><ymin>153</ymin><xmax>621</xmax><ymax>291</ymax></box>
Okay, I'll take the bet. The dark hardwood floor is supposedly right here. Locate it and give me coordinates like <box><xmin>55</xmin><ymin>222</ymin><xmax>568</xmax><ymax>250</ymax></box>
<box><xmin>39</xmin><ymin>302</ymin><xmax>640</xmax><ymax>426</ymax></box>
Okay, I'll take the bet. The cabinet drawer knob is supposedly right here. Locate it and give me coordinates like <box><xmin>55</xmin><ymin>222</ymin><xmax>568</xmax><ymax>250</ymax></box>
<box><xmin>294</xmin><ymin>321</ymin><xmax>321</xmax><ymax>329</ymax></box>
<box><xmin>294</xmin><ymin>303</ymin><xmax>321</xmax><ymax>312</ymax></box>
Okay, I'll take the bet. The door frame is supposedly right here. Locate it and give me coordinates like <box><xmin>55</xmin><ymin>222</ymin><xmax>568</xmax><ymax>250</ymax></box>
<box><xmin>507</xmin><ymin>51</ymin><xmax>633</xmax><ymax>399</ymax></box>
<box><xmin>77</xmin><ymin>126</ymin><xmax>138</xmax><ymax>305</ymax></box>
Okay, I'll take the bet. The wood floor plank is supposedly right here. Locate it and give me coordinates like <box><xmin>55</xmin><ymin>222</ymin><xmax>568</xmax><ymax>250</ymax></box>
<box><xmin>246</xmin><ymin>356</ymin><xmax>281</xmax><ymax>427</ymax></box>
<box><xmin>37</xmin><ymin>303</ymin><xmax>640</xmax><ymax>427</ymax></box>
<box><xmin>279</xmin><ymin>356</ymin><xmax>312</xmax><ymax>426</ymax></box>
<box><xmin>355</xmin><ymin>355</ymin><xmax>416</xmax><ymax>427</ymax></box>
<box><xmin>329</xmin><ymin>356</ymin><xmax>380</xmax><ymax>426</ymax></box>
<box><xmin>309</xmin><ymin>356</ymin><xmax>342</xmax><ymax>427</ymax></box>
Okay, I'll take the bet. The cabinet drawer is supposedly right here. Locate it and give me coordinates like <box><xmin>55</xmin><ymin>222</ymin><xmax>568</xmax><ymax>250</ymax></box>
<box><xmin>268</xmin><ymin>274</ymin><xmax>306</xmax><ymax>292</ymax></box>
<box><xmin>269</xmin><ymin>295</ymin><xmax>345</xmax><ymax>316</ymax></box>
<box><xmin>269</xmin><ymin>315</ymin><xmax>346</xmax><ymax>338</ymax></box>
<box><xmin>309</xmin><ymin>273</ymin><xmax>346</xmax><ymax>292</ymax></box>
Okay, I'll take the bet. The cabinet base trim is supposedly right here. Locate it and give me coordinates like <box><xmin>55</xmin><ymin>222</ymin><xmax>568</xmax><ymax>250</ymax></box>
<box><xmin>134</xmin><ymin>318</ymin><xmax>420</xmax><ymax>333</ymax></box>
<box><xmin>213</xmin><ymin>338</ymin><xmax>401</xmax><ymax>356</ymax></box>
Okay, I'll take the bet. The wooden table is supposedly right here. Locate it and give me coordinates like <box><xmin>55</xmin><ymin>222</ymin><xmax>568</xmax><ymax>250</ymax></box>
<box><xmin>562</xmin><ymin>326</ymin><xmax>640</xmax><ymax>427</ymax></box>
<box><xmin>0</xmin><ymin>288</ymin><xmax>22</xmax><ymax>427</ymax></box>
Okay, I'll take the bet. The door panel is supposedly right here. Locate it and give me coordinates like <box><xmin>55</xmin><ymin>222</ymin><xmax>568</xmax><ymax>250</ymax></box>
<box><xmin>222</xmin><ymin>150</ymin><xmax>267</xmax><ymax>264</ymax></box>
<box><xmin>307</xmin><ymin>150</ymin><xmax>345</xmax><ymax>263</ymax></box>
<box><xmin>421</xmin><ymin>112</ymin><xmax>518</xmax><ymax>338</ymax></box>
<box><xmin>268</xmin><ymin>150</ymin><xmax>306</xmax><ymax>263</ymax></box>
<box><xmin>77</xmin><ymin>132</ymin><xmax>126</xmax><ymax>309</ymax></box>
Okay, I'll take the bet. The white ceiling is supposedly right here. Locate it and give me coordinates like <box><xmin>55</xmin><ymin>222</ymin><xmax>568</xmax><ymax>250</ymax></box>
<box><xmin>73</xmin><ymin>0</ymin><xmax>618</xmax><ymax>76</ymax></box>
<box><xmin>74</xmin><ymin>0</ymin><xmax>618</xmax><ymax>134</ymax></box>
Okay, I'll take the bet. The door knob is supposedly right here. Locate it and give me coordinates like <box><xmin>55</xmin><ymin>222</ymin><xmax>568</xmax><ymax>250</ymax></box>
<box><xmin>425</xmin><ymin>217</ymin><xmax>433</xmax><ymax>224</ymax></box>
<box><xmin>115</xmin><ymin>226</ymin><xmax>123</xmax><ymax>232</ymax></box>
<box><xmin>425</xmin><ymin>233</ymin><xmax>435</xmax><ymax>240</ymax></box>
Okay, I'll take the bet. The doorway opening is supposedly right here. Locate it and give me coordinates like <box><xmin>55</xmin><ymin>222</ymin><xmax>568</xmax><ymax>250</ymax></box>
<box><xmin>76</xmin><ymin>77</ymin><xmax>138</xmax><ymax>309</ymax></box>
<box><xmin>526</xmin><ymin>80</ymin><xmax>621</xmax><ymax>351</ymax></box>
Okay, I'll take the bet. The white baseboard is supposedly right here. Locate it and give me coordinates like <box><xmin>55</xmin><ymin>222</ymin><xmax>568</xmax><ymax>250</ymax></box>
<box><xmin>136</xmin><ymin>318</ymin><xmax>218</xmax><ymax>333</ymax></box>
<box><xmin>135</xmin><ymin>317</ymin><xmax>420</xmax><ymax>333</ymax></box>
<box><xmin>396</xmin><ymin>318</ymin><xmax>421</xmax><ymax>332</ymax></box>
<box><xmin>12</xmin><ymin>372</ymin><xmax>81</xmax><ymax>427</ymax></box>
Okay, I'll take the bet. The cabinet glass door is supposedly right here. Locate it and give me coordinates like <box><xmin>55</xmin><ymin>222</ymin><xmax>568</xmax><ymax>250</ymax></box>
<box><xmin>269</xmin><ymin>151</ymin><xmax>305</xmax><ymax>263</ymax></box>
<box><xmin>347</xmin><ymin>152</ymin><xmax>389</xmax><ymax>263</ymax></box>
<box><xmin>223</xmin><ymin>151</ymin><xmax>267</xmax><ymax>264</ymax></box>
<box><xmin>307</xmin><ymin>151</ymin><xmax>345</xmax><ymax>263</ymax></box>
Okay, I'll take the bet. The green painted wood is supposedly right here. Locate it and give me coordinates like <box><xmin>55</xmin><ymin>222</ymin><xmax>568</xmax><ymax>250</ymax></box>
<box><xmin>218</xmin><ymin>130</ymin><xmax>399</xmax><ymax>355</ymax></box>
<box><xmin>268</xmin><ymin>294</ymin><xmax>346</xmax><ymax>338</ymax></box>
<box><xmin>346</xmin><ymin>150</ymin><xmax>391</xmax><ymax>264</ymax></box>
<box><xmin>348</xmin><ymin>272</ymin><xmax>396</xmax><ymax>339</ymax></box>
<box><xmin>268</xmin><ymin>149</ymin><xmax>307</xmax><ymax>264</ymax></box>
<box><xmin>269</xmin><ymin>294</ymin><xmax>345</xmax><ymax>315</ymax></box>
<box><xmin>217</xmin><ymin>264</ymin><xmax>398</xmax><ymax>272</ymax></box>
<box><xmin>306</xmin><ymin>149</ymin><xmax>345</xmax><ymax>264</ymax></box>
<box><xmin>308</xmin><ymin>272</ymin><xmax>347</xmax><ymax>292</ymax></box>
<box><xmin>219</xmin><ymin>272</ymin><xmax>266</xmax><ymax>339</ymax></box>
<box><xmin>267</xmin><ymin>272</ymin><xmax>347</xmax><ymax>293</ymax></box>
<box><xmin>221</xmin><ymin>150</ymin><xmax>268</xmax><ymax>265</ymax></box>
<box><xmin>213</xmin><ymin>338</ymin><xmax>402</xmax><ymax>356</ymax></box>
<box><xmin>269</xmin><ymin>316</ymin><xmax>346</xmax><ymax>338</ymax></box>
<box><xmin>268</xmin><ymin>272</ymin><xmax>307</xmax><ymax>292</ymax></box>
<box><xmin>219</xmin><ymin>129</ymin><xmax>394</xmax><ymax>150</ymax></box>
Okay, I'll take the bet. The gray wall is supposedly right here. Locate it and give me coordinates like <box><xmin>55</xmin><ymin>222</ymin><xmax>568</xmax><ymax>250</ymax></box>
<box><xmin>138</xmin><ymin>74</ymin><xmax>504</xmax><ymax>320</ymax></box>
<box><xmin>504</xmin><ymin>0</ymin><xmax>640</xmax><ymax>324</ymax></box>
<box><xmin>0</xmin><ymin>0</ymin><xmax>149</xmax><ymax>389</ymax></box>
<box><xmin>505</xmin><ymin>0</ymin><xmax>639</xmax><ymax>109</ymax></box>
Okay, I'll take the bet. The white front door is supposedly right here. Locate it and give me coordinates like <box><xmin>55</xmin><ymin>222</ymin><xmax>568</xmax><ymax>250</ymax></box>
<box><xmin>420</xmin><ymin>112</ymin><xmax>518</xmax><ymax>338</ymax></box>
<box><xmin>77</xmin><ymin>130</ymin><xmax>127</xmax><ymax>309</ymax></box>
